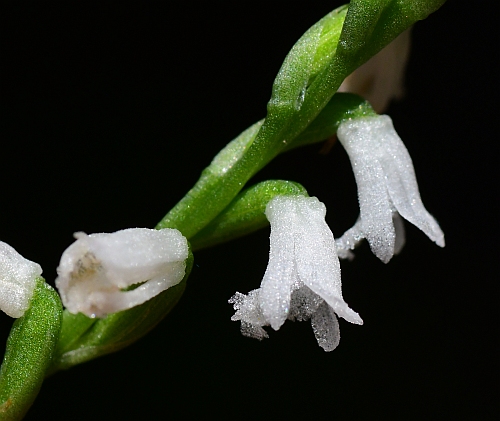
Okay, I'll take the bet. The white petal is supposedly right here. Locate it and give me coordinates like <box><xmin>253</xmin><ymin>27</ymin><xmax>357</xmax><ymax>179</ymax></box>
<box><xmin>337</xmin><ymin>119</ymin><xmax>396</xmax><ymax>263</ymax></box>
<box><xmin>335</xmin><ymin>216</ymin><xmax>364</xmax><ymax>260</ymax></box>
<box><xmin>336</xmin><ymin>213</ymin><xmax>405</xmax><ymax>258</ymax></box>
<box><xmin>265</xmin><ymin>196</ymin><xmax>362</xmax><ymax>326</ymax></box>
<box><xmin>294</xmin><ymin>198</ymin><xmax>362</xmax><ymax>324</ymax></box>
<box><xmin>260</xmin><ymin>197</ymin><xmax>302</xmax><ymax>330</ymax></box>
<box><xmin>55</xmin><ymin>228</ymin><xmax>188</xmax><ymax>318</ymax></box>
<box><xmin>311</xmin><ymin>301</ymin><xmax>341</xmax><ymax>352</ymax></box>
<box><xmin>375</xmin><ymin>115</ymin><xmax>445</xmax><ymax>247</ymax></box>
<box><xmin>0</xmin><ymin>241</ymin><xmax>42</xmax><ymax>318</ymax></box>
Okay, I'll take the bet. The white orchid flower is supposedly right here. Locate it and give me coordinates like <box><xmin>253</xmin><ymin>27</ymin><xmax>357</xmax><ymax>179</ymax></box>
<box><xmin>229</xmin><ymin>195</ymin><xmax>362</xmax><ymax>351</ymax></box>
<box><xmin>0</xmin><ymin>241</ymin><xmax>42</xmax><ymax>318</ymax></box>
<box><xmin>55</xmin><ymin>228</ymin><xmax>188</xmax><ymax>318</ymax></box>
<box><xmin>336</xmin><ymin>115</ymin><xmax>445</xmax><ymax>263</ymax></box>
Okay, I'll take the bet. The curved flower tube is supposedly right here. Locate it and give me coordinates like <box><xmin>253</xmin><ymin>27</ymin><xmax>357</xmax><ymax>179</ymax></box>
<box><xmin>229</xmin><ymin>195</ymin><xmax>362</xmax><ymax>351</ymax></box>
<box><xmin>336</xmin><ymin>115</ymin><xmax>445</xmax><ymax>263</ymax></box>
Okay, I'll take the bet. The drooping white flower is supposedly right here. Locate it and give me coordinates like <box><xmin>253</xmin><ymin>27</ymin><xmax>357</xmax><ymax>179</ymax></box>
<box><xmin>55</xmin><ymin>228</ymin><xmax>188</xmax><ymax>318</ymax></box>
<box><xmin>229</xmin><ymin>195</ymin><xmax>362</xmax><ymax>351</ymax></box>
<box><xmin>336</xmin><ymin>115</ymin><xmax>444</xmax><ymax>263</ymax></box>
<box><xmin>0</xmin><ymin>241</ymin><xmax>42</xmax><ymax>318</ymax></box>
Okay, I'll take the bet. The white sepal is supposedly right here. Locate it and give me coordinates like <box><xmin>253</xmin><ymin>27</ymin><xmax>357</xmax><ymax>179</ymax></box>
<box><xmin>0</xmin><ymin>241</ymin><xmax>42</xmax><ymax>318</ymax></box>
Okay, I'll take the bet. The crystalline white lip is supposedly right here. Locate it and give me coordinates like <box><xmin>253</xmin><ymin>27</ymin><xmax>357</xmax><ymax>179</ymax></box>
<box><xmin>229</xmin><ymin>195</ymin><xmax>362</xmax><ymax>351</ymax></box>
<box><xmin>55</xmin><ymin>228</ymin><xmax>188</xmax><ymax>318</ymax></box>
<box><xmin>0</xmin><ymin>241</ymin><xmax>42</xmax><ymax>318</ymax></box>
<box><xmin>336</xmin><ymin>115</ymin><xmax>445</xmax><ymax>263</ymax></box>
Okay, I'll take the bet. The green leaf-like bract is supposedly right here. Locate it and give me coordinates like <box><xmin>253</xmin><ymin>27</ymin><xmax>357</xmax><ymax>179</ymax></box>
<box><xmin>0</xmin><ymin>279</ymin><xmax>62</xmax><ymax>421</ymax></box>
<box><xmin>191</xmin><ymin>180</ymin><xmax>309</xmax><ymax>251</ymax></box>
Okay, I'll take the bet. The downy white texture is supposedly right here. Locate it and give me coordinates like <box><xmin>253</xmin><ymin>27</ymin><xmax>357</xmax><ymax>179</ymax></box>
<box><xmin>336</xmin><ymin>212</ymin><xmax>406</xmax><ymax>260</ymax></box>
<box><xmin>336</xmin><ymin>115</ymin><xmax>444</xmax><ymax>263</ymax></box>
<box><xmin>229</xmin><ymin>196</ymin><xmax>362</xmax><ymax>351</ymax></box>
<box><xmin>55</xmin><ymin>228</ymin><xmax>188</xmax><ymax>318</ymax></box>
<box><xmin>0</xmin><ymin>241</ymin><xmax>42</xmax><ymax>318</ymax></box>
<box><xmin>338</xmin><ymin>29</ymin><xmax>411</xmax><ymax>113</ymax></box>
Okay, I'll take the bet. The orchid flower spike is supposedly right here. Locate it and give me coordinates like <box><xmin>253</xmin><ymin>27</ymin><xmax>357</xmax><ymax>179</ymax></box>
<box><xmin>229</xmin><ymin>195</ymin><xmax>362</xmax><ymax>352</ymax></box>
<box><xmin>0</xmin><ymin>241</ymin><xmax>42</xmax><ymax>318</ymax></box>
<box><xmin>55</xmin><ymin>228</ymin><xmax>188</xmax><ymax>318</ymax></box>
<box><xmin>336</xmin><ymin>115</ymin><xmax>445</xmax><ymax>263</ymax></box>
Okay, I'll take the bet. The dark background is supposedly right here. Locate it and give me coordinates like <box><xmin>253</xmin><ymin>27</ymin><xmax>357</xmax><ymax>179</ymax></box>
<box><xmin>1</xmin><ymin>1</ymin><xmax>497</xmax><ymax>419</ymax></box>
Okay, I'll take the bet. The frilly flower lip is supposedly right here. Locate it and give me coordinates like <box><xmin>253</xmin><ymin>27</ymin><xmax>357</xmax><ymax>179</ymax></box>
<box><xmin>0</xmin><ymin>241</ymin><xmax>42</xmax><ymax>318</ymax></box>
<box><xmin>336</xmin><ymin>115</ymin><xmax>445</xmax><ymax>263</ymax></box>
<box><xmin>229</xmin><ymin>195</ymin><xmax>362</xmax><ymax>352</ymax></box>
<box><xmin>55</xmin><ymin>228</ymin><xmax>188</xmax><ymax>318</ymax></box>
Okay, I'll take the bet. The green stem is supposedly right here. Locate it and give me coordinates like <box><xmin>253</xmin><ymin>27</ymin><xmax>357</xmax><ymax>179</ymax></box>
<box><xmin>157</xmin><ymin>93</ymin><xmax>375</xmax><ymax>239</ymax></box>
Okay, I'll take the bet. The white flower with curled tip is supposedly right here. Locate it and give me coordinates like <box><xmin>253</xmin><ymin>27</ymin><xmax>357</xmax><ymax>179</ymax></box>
<box><xmin>229</xmin><ymin>195</ymin><xmax>362</xmax><ymax>351</ymax></box>
<box><xmin>0</xmin><ymin>241</ymin><xmax>42</xmax><ymax>318</ymax></box>
<box><xmin>335</xmin><ymin>115</ymin><xmax>445</xmax><ymax>263</ymax></box>
<box><xmin>55</xmin><ymin>228</ymin><xmax>188</xmax><ymax>318</ymax></box>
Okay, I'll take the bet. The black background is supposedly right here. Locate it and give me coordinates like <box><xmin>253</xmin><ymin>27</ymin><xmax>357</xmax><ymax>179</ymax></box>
<box><xmin>1</xmin><ymin>1</ymin><xmax>497</xmax><ymax>419</ymax></box>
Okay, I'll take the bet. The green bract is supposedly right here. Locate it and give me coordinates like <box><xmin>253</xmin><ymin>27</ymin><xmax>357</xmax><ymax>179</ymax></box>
<box><xmin>191</xmin><ymin>180</ymin><xmax>309</xmax><ymax>251</ymax></box>
<box><xmin>0</xmin><ymin>279</ymin><xmax>62</xmax><ymax>421</ymax></box>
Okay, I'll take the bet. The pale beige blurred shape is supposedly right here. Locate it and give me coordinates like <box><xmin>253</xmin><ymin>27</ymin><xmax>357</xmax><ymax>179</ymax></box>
<box><xmin>338</xmin><ymin>29</ymin><xmax>412</xmax><ymax>113</ymax></box>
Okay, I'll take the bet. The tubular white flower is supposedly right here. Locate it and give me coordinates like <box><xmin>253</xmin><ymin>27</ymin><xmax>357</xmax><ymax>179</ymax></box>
<box><xmin>336</xmin><ymin>115</ymin><xmax>445</xmax><ymax>263</ymax></box>
<box><xmin>229</xmin><ymin>195</ymin><xmax>362</xmax><ymax>352</ymax></box>
<box><xmin>0</xmin><ymin>241</ymin><xmax>42</xmax><ymax>318</ymax></box>
<box><xmin>55</xmin><ymin>228</ymin><xmax>188</xmax><ymax>318</ymax></box>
